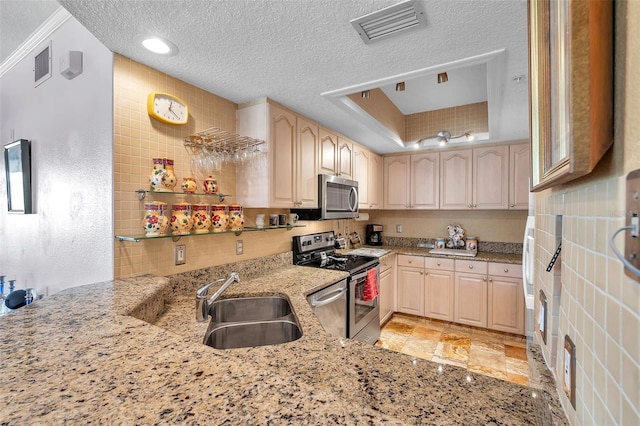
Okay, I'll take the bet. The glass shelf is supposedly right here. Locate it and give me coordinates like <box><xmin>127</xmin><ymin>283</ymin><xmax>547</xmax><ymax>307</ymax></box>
<box><xmin>115</xmin><ymin>225</ymin><xmax>306</xmax><ymax>242</ymax></box>
<box><xmin>135</xmin><ymin>189</ymin><xmax>231</xmax><ymax>201</ymax></box>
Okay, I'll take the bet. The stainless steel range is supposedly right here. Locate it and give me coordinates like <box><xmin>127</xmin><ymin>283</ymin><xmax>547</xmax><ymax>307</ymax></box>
<box><xmin>293</xmin><ymin>231</ymin><xmax>380</xmax><ymax>344</ymax></box>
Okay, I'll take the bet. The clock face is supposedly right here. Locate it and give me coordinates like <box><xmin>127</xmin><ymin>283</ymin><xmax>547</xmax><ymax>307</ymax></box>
<box><xmin>147</xmin><ymin>92</ymin><xmax>188</xmax><ymax>125</ymax></box>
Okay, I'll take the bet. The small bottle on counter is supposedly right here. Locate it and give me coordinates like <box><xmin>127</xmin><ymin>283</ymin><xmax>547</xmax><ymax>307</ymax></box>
<box><xmin>0</xmin><ymin>276</ymin><xmax>6</xmax><ymax>315</ymax></box>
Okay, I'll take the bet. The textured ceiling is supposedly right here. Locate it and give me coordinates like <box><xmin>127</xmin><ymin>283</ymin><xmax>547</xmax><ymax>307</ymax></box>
<box><xmin>6</xmin><ymin>0</ymin><xmax>529</xmax><ymax>154</ymax></box>
<box><xmin>0</xmin><ymin>0</ymin><xmax>59</xmax><ymax>62</ymax></box>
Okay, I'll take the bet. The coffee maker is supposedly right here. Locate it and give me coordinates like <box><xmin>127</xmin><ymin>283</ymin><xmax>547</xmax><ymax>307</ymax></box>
<box><xmin>366</xmin><ymin>224</ymin><xmax>383</xmax><ymax>246</ymax></box>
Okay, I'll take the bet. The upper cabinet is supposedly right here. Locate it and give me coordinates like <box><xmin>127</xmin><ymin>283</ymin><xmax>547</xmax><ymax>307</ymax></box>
<box><xmin>236</xmin><ymin>101</ymin><xmax>318</xmax><ymax>208</ymax></box>
<box><xmin>384</xmin><ymin>152</ymin><xmax>439</xmax><ymax>210</ymax></box>
<box><xmin>509</xmin><ymin>143</ymin><xmax>530</xmax><ymax>209</ymax></box>
<box><xmin>354</xmin><ymin>145</ymin><xmax>383</xmax><ymax>209</ymax></box>
<box><xmin>319</xmin><ymin>130</ymin><xmax>353</xmax><ymax>179</ymax></box>
<box><xmin>441</xmin><ymin>144</ymin><xmax>526</xmax><ymax>210</ymax></box>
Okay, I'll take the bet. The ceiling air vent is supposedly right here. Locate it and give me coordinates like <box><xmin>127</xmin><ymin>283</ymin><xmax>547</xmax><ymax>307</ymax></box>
<box><xmin>350</xmin><ymin>0</ymin><xmax>426</xmax><ymax>45</ymax></box>
<box><xmin>34</xmin><ymin>41</ymin><xmax>52</xmax><ymax>87</ymax></box>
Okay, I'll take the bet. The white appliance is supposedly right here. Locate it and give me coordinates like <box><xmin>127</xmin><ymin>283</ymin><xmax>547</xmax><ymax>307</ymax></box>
<box><xmin>522</xmin><ymin>216</ymin><xmax>535</xmax><ymax>341</ymax></box>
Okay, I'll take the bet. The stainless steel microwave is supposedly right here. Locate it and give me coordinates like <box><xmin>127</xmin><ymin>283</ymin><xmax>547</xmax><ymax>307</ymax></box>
<box><xmin>291</xmin><ymin>174</ymin><xmax>359</xmax><ymax>220</ymax></box>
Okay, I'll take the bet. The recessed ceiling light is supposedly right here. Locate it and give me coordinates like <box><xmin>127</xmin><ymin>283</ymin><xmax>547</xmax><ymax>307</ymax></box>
<box><xmin>140</xmin><ymin>36</ymin><xmax>178</xmax><ymax>56</ymax></box>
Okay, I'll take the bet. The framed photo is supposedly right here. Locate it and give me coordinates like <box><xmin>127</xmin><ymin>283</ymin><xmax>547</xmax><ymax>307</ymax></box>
<box><xmin>528</xmin><ymin>0</ymin><xmax>613</xmax><ymax>191</ymax></box>
<box><xmin>4</xmin><ymin>139</ymin><xmax>33</xmax><ymax>214</ymax></box>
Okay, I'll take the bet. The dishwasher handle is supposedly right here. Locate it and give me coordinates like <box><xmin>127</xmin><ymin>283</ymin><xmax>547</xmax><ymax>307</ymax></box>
<box><xmin>310</xmin><ymin>287</ymin><xmax>347</xmax><ymax>308</ymax></box>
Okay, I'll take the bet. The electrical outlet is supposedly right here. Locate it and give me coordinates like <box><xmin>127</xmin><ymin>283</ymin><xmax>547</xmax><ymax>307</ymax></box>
<box><xmin>236</xmin><ymin>240</ymin><xmax>244</xmax><ymax>255</ymax></box>
<box><xmin>396</xmin><ymin>224</ymin><xmax>402</xmax><ymax>233</ymax></box>
<box><xmin>174</xmin><ymin>245</ymin><xmax>186</xmax><ymax>265</ymax></box>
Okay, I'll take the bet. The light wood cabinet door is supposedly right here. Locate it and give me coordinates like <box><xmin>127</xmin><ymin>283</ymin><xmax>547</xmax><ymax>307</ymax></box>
<box><xmin>397</xmin><ymin>266</ymin><xmax>424</xmax><ymax>316</ymax></box>
<box><xmin>337</xmin><ymin>136</ymin><xmax>353</xmax><ymax>179</ymax></box>
<box><xmin>425</xmin><ymin>269</ymin><xmax>454</xmax><ymax>321</ymax></box>
<box><xmin>411</xmin><ymin>152</ymin><xmax>439</xmax><ymax>209</ymax></box>
<box><xmin>319</xmin><ymin>128</ymin><xmax>338</xmax><ymax>175</ymax></box>
<box><xmin>454</xmin><ymin>272</ymin><xmax>487</xmax><ymax>327</ymax></box>
<box><xmin>509</xmin><ymin>143</ymin><xmax>530</xmax><ymax>210</ymax></box>
<box><xmin>379</xmin><ymin>268</ymin><xmax>395</xmax><ymax>325</ymax></box>
<box><xmin>384</xmin><ymin>155</ymin><xmax>410</xmax><ymax>209</ymax></box>
<box><xmin>270</xmin><ymin>105</ymin><xmax>296</xmax><ymax>207</ymax></box>
<box><xmin>369</xmin><ymin>152</ymin><xmax>383</xmax><ymax>209</ymax></box>
<box><xmin>488</xmin><ymin>275</ymin><xmax>525</xmax><ymax>335</ymax></box>
<box><xmin>354</xmin><ymin>145</ymin><xmax>370</xmax><ymax>209</ymax></box>
<box><xmin>440</xmin><ymin>149</ymin><xmax>473</xmax><ymax>209</ymax></box>
<box><xmin>473</xmin><ymin>145</ymin><xmax>509</xmax><ymax>209</ymax></box>
<box><xmin>296</xmin><ymin>118</ymin><xmax>319</xmax><ymax>208</ymax></box>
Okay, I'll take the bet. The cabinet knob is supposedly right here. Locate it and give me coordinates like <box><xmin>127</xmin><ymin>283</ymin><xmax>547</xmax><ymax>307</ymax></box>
<box><xmin>437</xmin><ymin>262</ymin><xmax>441</xmax><ymax>266</ymax></box>
<box><xmin>504</xmin><ymin>268</ymin><xmax>509</xmax><ymax>273</ymax></box>
<box><xmin>468</xmin><ymin>204</ymin><xmax>472</xmax><ymax>208</ymax></box>
<box><xmin>473</xmin><ymin>204</ymin><xmax>478</xmax><ymax>208</ymax></box>
<box><xmin>489</xmin><ymin>278</ymin><xmax>493</xmax><ymax>282</ymax></box>
<box><xmin>469</xmin><ymin>264</ymin><xmax>473</xmax><ymax>269</ymax></box>
<box><xmin>420</xmin><ymin>271</ymin><xmax>424</xmax><ymax>275</ymax></box>
<box><xmin>510</xmin><ymin>204</ymin><xmax>515</xmax><ymax>208</ymax></box>
<box><xmin>483</xmin><ymin>278</ymin><xmax>487</xmax><ymax>282</ymax></box>
<box><xmin>408</xmin><ymin>260</ymin><xmax>412</xmax><ymax>264</ymax></box>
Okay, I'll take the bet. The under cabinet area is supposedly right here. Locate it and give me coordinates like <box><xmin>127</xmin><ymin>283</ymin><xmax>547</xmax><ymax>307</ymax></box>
<box><xmin>394</xmin><ymin>254</ymin><xmax>524</xmax><ymax>335</ymax></box>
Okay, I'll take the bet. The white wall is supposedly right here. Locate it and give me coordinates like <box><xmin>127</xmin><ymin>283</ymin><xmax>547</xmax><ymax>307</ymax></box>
<box><xmin>0</xmin><ymin>17</ymin><xmax>114</xmax><ymax>296</ymax></box>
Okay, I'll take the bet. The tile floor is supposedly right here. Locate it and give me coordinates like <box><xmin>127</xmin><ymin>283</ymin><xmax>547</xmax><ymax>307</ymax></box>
<box><xmin>376</xmin><ymin>313</ymin><xmax>529</xmax><ymax>386</ymax></box>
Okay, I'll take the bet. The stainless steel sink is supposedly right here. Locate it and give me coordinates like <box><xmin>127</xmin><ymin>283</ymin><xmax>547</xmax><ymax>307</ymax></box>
<box><xmin>203</xmin><ymin>295</ymin><xmax>303</xmax><ymax>349</ymax></box>
<box><xmin>208</xmin><ymin>296</ymin><xmax>293</xmax><ymax>323</ymax></box>
<box><xmin>204</xmin><ymin>320</ymin><xmax>302</xmax><ymax>349</ymax></box>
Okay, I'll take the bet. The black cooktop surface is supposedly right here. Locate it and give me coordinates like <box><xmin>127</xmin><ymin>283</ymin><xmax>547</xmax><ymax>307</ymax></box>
<box><xmin>297</xmin><ymin>253</ymin><xmax>377</xmax><ymax>273</ymax></box>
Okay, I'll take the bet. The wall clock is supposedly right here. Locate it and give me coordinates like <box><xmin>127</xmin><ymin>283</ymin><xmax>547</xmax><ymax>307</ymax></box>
<box><xmin>147</xmin><ymin>92</ymin><xmax>189</xmax><ymax>125</ymax></box>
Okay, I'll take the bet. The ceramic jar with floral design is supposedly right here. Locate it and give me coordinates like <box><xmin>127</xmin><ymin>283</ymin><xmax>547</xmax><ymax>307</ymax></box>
<box><xmin>170</xmin><ymin>203</ymin><xmax>193</xmax><ymax>235</ymax></box>
<box><xmin>154</xmin><ymin>201</ymin><xmax>169</xmax><ymax>235</ymax></box>
<box><xmin>142</xmin><ymin>203</ymin><xmax>166</xmax><ymax>237</ymax></box>
<box><xmin>191</xmin><ymin>204</ymin><xmax>211</xmax><ymax>233</ymax></box>
<box><xmin>228</xmin><ymin>204</ymin><xmax>244</xmax><ymax>231</ymax></box>
<box><xmin>210</xmin><ymin>204</ymin><xmax>228</xmax><ymax>232</ymax></box>
<box><xmin>203</xmin><ymin>176</ymin><xmax>218</xmax><ymax>194</ymax></box>
<box><xmin>149</xmin><ymin>158</ymin><xmax>177</xmax><ymax>192</ymax></box>
<box><xmin>181</xmin><ymin>177</ymin><xmax>197</xmax><ymax>194</ymax></box>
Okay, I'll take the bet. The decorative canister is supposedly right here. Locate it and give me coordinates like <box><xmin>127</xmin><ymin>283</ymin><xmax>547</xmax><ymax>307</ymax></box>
<box><xmin>142</xmin><ymin>203</ymin><xmax>166</xmax><ymax>237</ymax></box>
<box><xmin>181</xmin><ymin>177</ymin><xmax>197</xmax><ymax>194</ymax></box>
<box><xmin>153</xmin><ymin>201</ymin><xmax>169</xmax><ymax>235</ymax></box>
<box><xmin>170</xmin><ymin>203</ymin><xmax>193</xmax><ymax>235</ymax></box>
<box><xmin>466</xmin><ymin>237</ymin><xmax>478</xmax><ymax>252</ymax></box>
<box><xmin>434</xmin><ymin>238</ymin><xmax>446</xmax><ymax>249</ymax></box>
<box><xmin>210</xmin><ymin>204</ymin><xmax>229</xmax><ymax>232</ymax></box>
<box><xmin>191</xmin><ymin>204</ymin><xmax>211</xmax><ymax>233</ymax></box>
<box><xmin>149</xmin><ymin>158</ymin><xmax>177</xmax><ymax>192</ymax></box>
<box><xmin>203</xmin><ymin>176</ymin><xmax>219</xmax><ymax>194</ymax></box>
<box><xmin>228</xmin><ymin>204</ymin><xmax>244</xmax><ymax>231</ymax></box>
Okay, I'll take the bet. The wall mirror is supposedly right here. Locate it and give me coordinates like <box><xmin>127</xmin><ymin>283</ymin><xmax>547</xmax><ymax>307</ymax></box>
<box><xmin>4</xmin><ymin>139</ymin><xmax>33</xmax><ymax>214</ymax></box>
<box><xmin>528</xmin><ymin>0</ymin><xmax>613</xmax><ymax>191</ymax></box>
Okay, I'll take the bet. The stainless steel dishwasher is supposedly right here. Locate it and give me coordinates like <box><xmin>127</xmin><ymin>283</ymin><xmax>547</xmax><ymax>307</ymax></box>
<box><xmin>306</xmin><ymin>278</ymin><xmax>348</xmax><ymax>338</ymax></box>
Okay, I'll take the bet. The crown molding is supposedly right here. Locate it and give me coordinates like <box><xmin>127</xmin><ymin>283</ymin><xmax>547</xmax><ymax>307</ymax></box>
<box><xmin>0</xmin><ymin>6</ymin><xmax>72</xmax><ymax>78</ymax></box>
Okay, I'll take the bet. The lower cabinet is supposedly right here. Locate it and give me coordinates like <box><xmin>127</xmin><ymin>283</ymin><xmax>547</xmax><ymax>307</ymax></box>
<box><xmin>487</xmin><ymin>263</ymin><xmax>524</xmax><ymax>334</ymax></box>
<box><xmin>424</xmin><ymin>258</ymin><xmax>455</xmax><ymax>321</ymax></box>
<box><xmin>379</xmin><ymin>253</ymin><xmax>397</xmax><ymax>325</ymax></box>
<box><xmin>397</xmin><ymin>265</ymin><xmax>424</xmax><ymax>316</ymax></box>
<box><xmin>395</xmin><ymin>255</ymin><xmax>524</xmax><ymax>335</ymax></box>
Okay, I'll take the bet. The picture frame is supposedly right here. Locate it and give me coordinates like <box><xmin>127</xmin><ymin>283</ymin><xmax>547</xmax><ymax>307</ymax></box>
<box><xmin>4</xmin><ymin>139</ymin><xmax>33</xmax><ymax>214</ymax></box>
<box><xmin>528</xmin><ymin>0</ymin><xmax>613</xmax><ymax>191</ymax></box>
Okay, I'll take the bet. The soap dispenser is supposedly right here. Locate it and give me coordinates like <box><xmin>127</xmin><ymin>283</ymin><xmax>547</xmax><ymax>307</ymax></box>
<box><xmin>0</xmin><ymin>276</ymin><xmax>6</xmax><ymax>314</ymax></box>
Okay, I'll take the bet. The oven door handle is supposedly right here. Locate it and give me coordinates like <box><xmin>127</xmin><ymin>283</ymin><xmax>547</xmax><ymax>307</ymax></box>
<box><xmin>310</xmin><ymin>287</ymin><xmax>347</xmax><ymax>308</ymax></box>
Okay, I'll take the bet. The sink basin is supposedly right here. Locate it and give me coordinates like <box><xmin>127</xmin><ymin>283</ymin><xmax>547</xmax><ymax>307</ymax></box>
<box><xmin>208</xmin><ymin>296</ymin><xmax>293</xmax><ymax>323</ymax></box>
<box><xmin>204</xmin><ymin>320</ymin><xmax>303</xmax><ymax>349</ymax></box>
<box><xmin>203</xmin><ymin>295</ymin><xmax>303</xmax><ymax>349</ymax></box>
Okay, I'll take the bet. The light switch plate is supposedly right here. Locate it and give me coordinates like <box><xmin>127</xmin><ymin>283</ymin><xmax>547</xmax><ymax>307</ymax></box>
<box><xmin>396</xmin><ymin>224</ymin><xmax>402</xmax><ymax>233</ymax></box>
<box><xmin>174</xmin><ymin>245</ymin><xmax>186</xmax><ymax>265</ymax></box>
<box><xmin>625</xmin><ymin>169</ymin><xmax>640</xmax><ymax>282</ymax></box>
<box><xmin>236</xmin><ymin>240</ymin><xmax>243</xmax><ymax>255</ymax></box>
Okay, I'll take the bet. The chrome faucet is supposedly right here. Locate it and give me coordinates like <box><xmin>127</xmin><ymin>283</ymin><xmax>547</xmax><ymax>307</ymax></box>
<box><xmin>196</xmin><ymin>272</ymin><xmax>240</xmax><ymax>322</ymax></box>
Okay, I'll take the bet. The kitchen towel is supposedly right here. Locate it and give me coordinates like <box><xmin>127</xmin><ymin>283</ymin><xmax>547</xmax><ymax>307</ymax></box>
<box><xmin>363</xmin><ymin>268</ymin><xmax>379</xmax><ymax>302</ymax></box>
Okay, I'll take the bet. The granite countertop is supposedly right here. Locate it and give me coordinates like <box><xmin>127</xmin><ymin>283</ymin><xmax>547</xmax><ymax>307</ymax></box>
<box><xmin>358</xmin><ymin>245</ymin><xmax>523</xmax><ymax>264</ymax></box>
<box><xmin>0</xmin><ymin>265</ymin><xmax>539</xmax><ymax>424</ymax></box>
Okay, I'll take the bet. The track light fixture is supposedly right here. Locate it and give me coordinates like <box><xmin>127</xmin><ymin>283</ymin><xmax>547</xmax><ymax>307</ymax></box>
<box><xmin>395</xmin><ymin>82</ymin><xmax>405</xmax><ymax>91</ymax></box>
<box><xmin>361</xmin><ymin>90</ymin><xmax>370</xmax><ymax>98</ymax></box>
<box><xmin>437</xmin><ymin>72</ymin><xmax>448</xmax><ymax>84</ymax></box>
<box><xmin>410</xmin><ymin>130</ymin><xmax>474</xmax><ymax>148</ymax></box>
